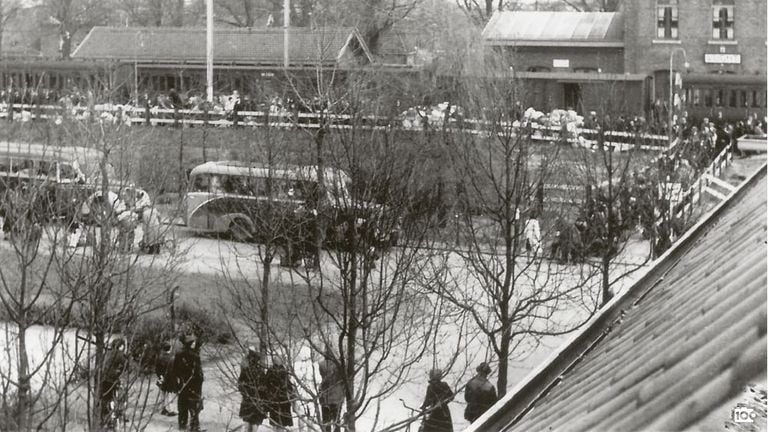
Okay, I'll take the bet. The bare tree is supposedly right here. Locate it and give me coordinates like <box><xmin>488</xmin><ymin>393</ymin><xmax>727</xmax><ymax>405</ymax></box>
<box><xmin>455</xmin><ymin>0</ymin><xmax>519</xmax><ymax>25</ymax></box>
<box><xmin>0</xmin><ymin>0</ymin><xmax>21</xmax><ymax>58</ymax></box>
<box><xmin>215</xmin><ymin>0</ymin><xmax>262</xmax><ymax>27</ymax></box>
<box><xmin>40</xmin><ymin>0</ymin><xmax>112</xmax><ymax>59</ymax></box>
<box><xmin>431</xmin><ymin>74</ymin><xmax>603</xmax><ymax>396</ymax></box>
<box><xmin>0</xmin><ymin>124</ymin><xmax>82</xmax><ymax>430</ymax></box>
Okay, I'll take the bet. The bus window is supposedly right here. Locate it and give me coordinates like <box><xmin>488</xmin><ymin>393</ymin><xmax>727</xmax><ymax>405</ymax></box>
<box><xmin>247</xmin><ymin>177</ymin><xmax>268</xmax><ymax>197</ymax></box>
<box><xmin>191</xmin><ymin>174</ymin><xmax>211</xmax><ymax>192</ymax></box>
<box><xmin>37</xmin><ymin>161</ymin><xmax>54</xmax><ymax>177</ymax></box>
<box><xmin>59</xmin><ymin>163</ymin><xmax>79</xmax><ymax>180</ymax></box>
<box><xmin>221</xmin><ymin>175</ymin><xmax>238</xmax><ymax>194</ymax></box>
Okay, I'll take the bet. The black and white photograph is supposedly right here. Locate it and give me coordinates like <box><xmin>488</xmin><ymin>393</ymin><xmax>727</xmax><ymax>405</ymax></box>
<box><xmin>0</xmin><ymin>0</ymin><xmax>764</xmax><ymax>431</ymax></box>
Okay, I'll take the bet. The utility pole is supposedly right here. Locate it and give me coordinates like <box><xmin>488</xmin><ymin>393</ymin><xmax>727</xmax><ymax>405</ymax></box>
<box><xmin>283</xmin><ymin>0</ymin><xmax>290</xmax><ymax>69</ymax></box>
<box><xmin>206</xmin><ymin>0</ymin><xmax>214</xmax><ymax>102</ymax></box>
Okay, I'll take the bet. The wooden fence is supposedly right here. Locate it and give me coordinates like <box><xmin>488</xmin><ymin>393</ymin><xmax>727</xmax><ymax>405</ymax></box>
<box><xmin>0</xmin><ymin>103</ymin><xmax>670</xmax><ymax>151</ymax></box>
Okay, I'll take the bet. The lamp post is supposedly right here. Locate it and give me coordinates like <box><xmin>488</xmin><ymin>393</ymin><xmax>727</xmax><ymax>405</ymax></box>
<box><xmin>206</xmin><ymin>0</ymin><xmax>214</xmax><ymax>102</ymax></box>
<box><xmin>668</xmin><ymin>47</ymin><xmax>689</xmax><ymax>142</ymax></box>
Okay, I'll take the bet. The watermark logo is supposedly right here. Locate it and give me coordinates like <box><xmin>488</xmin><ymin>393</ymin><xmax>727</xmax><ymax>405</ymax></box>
<box><xmin>732</xmin><ymin>404</ymin><xmax>758</xmax><ymax>423</ymax></box>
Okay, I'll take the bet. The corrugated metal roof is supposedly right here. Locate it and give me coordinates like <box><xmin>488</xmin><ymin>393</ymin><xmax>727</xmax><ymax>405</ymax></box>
<box><xmin>467</xmin><ymin>164</ymin><xmax>768</xmax><ymax>432</ymax></box>
<box><xmin>72</xmin><ymin>26</ymin><xmax>373</xmax><ymax>66</ymax></box>
<box><xmin>482</xmin><ymin>11</ymin><xmax>624</xmax><ymax>46</ymax></box>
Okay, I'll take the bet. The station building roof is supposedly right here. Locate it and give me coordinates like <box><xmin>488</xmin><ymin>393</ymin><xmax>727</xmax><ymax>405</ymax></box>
<box><xmin>72</xmin><ymin>26</ymin><xmax>373</xmax><ymax>67</ymax></box>
<box><xmin>482</xmin><ymin>11</ymin><xmax>624</xmax><ymax>47</ymax></box>
<box><xmin>466</xmin><ymin>163</ymin><xmax>768</xmax><ymax>432</ymax></box>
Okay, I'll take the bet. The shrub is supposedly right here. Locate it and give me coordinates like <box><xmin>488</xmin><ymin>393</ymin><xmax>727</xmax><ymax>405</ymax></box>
<box><xmin>175</xmin><ymin>303</ymin><xmax>233</xmax><ymax>345</ymax></box>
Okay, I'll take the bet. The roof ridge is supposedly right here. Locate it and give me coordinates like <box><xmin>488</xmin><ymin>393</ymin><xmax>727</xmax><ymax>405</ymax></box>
<box><xmin>91</xmin><ymin>25</ymin><xmax>355</xmax><ymax>34</ymax></box>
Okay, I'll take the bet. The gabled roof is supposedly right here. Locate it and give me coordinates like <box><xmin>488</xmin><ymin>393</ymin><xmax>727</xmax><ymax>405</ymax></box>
<box><xmin>482</xmin><ymin>11</ymin><xmax>624</xmax><ymax>47</ymax></box>
<box><xmin>72</xmin><ymin>26</ymin><xmax>373</xmax><ymax>66</ymax></box>
<box><xmin>468</xmin><ymin>164</ymin><xmax>768</xmax><ymax>432</ymax></box>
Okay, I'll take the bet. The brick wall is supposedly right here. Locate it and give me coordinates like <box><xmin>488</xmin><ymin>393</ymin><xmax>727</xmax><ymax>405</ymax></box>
<box><xmin>499</xmin><ymin>46</ymin><xmax>625</xmax><ymax>74</ymax></box>
<box><xmin>623</xmin><ymin>0</ymin><xmax>767</xmax><ymax>76</ymax></box>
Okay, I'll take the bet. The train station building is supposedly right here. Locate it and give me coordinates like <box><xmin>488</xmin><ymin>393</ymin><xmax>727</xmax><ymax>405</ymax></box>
<box><xmin>482</xmin><ymin>0</ymin><xmax>767</xmax><ymax>120</ymax></box>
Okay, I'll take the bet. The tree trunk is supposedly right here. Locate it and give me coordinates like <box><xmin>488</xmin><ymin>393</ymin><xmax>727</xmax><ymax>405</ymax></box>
<box><xmin>260</xmin><ymin>251</ymin><xmax>272</xmax><ymax>357</ymax></box>
<box><xmin>60</xmin><ymin>32</ymin><xmax>72</xmax><ymax>60</ymax></box>
<box><xmin>497</xmin><ymin>320</ymin><xmax>510</xmax><ymax>396</ymax></box>
<box><xmin>15</xmin><ymin>319</ymin><xmax>30</xmax><ymax>430</ymax></box>
<box><xmin>601</xmin><ymin>255</ymin><xmax>612</xmax><ymax>305</ymax></box>
<box><xmin>174</xmin><ymin>0</ymin><xmax>184</xmax><ymax>26</ymax></box>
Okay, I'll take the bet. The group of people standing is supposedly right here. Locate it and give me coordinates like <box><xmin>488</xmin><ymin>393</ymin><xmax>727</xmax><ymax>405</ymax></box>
<box><xmin>104</xmin><ymin>333</ymin><xmax>502</xmax><ymax>432</ymax></box>
<box><xmin>101</xmin><ymin>333</ymin><xmax>204</xmax><ymax>431</ymax></box>
<box><xmin>238</xmin><ymin>347</ymin><xmax>298</xmax><ymax>431</ymax></box>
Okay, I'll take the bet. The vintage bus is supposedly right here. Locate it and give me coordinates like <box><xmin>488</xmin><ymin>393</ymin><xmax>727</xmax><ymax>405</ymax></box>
<box><xmin>0</xmin><ymin>141</ymin><xmax>117</xmax><ymax>221</ymax></box>
<box><xmin>184</xmin><ymin>160</ymin><xmax>399</xmax><ymax>248</ymax></box>
<box><xmin>185</xmin><ymin>161</ymin><xmax>355</xmax><ymax>241</ymax></box>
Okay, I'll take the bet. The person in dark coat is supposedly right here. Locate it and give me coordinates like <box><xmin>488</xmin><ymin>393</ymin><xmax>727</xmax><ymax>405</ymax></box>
<box><xmin>168</xmin><ymin>334</ymin><xmax>204</xmax><ymax>431</ymax></box>
<box><xmin>420</xmin><ymin>369</ymin><xmax>454</xmax><ymax>432</ymax></box>
<box><xmin>238</xmin><ymin>347</ymin><xmax>267</xmax><ymax>431</ymax></box>
<box><xmin>264</xmin><ymin>357</ymin><xmax>295</xmax><ymax>429</ymax></box>
<box><xmin>464</xmin><ymin>362</ymin><xmax>497</xmax><ymax>423</ymax></box>
<box><xmin>318</xmin><ymin>349</ymin><xmax>344</xmax><ymax>432</ymax></box>
<box><xmin>155</xmin><ymin>341</ymin><xmax>177</xmax><ymax>416</ymax></box>
<box><xmin>101</xmin><ymin>338</ymin><xmax>128</xmax><ymax>428</ymax></box>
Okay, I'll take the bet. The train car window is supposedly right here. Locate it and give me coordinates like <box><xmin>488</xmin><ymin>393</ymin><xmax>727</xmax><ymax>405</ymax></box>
<box><xmin>715</xmin><ymin>89</ymin><xmax>723</xmax><ymax>107</ymax></box>
<box><xmin>693</xmin><ymin>88</ymin><xmax>701</xmax><ymax>106</ymax></box>
<box><xmin>704</xmin><ymin>89</ymin><xmax>713</xmax><ymax>107</ymax></box>
<box><xmin>751</xmin><ymin>91</ymin><xmax>759</xmax><ymax>108</ymax></box>
<box><xmin>741</xmin><ymin>90</ymin><xmax>749</xmax><ymax>107</ymax></box>
<box><xmin>729</xmin><ymin>90</ymin><xmax>737</xmax><ymax>107</ymax></box>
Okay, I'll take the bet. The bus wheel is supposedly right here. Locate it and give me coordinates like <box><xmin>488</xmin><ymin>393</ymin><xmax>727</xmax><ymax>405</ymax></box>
<box><xmin>229</xmin><ymin>219</ymin><xmax>252</xmax><ymax>242</ymax></box>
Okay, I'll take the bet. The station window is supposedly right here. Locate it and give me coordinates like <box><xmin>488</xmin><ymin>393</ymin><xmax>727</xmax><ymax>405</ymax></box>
<box><xmin>657</xmin><ymin>0</ymin><xmax>679</xmax><ymax>39</ymax></box>
<box><xmin>712</xmin><ymin>1</ymin><xmax>735</xmax><ymax>40</ymax></box>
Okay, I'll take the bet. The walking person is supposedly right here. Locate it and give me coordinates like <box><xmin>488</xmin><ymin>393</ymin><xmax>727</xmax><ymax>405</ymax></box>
<box><xmin>155</xmin><ymin>341</ymin><xmax>177</xmax><ymax>416</ymax></box>
<box><xmin>238</xmin><ymin>347</ymin><xmax>267</xmax><ymax>432</ymax></box>
<box><xmin>168</xmin><ymin>334</ymin><xmax>204</xmax><ymax>431</ymax></box>
<box><xmin>420</xmin><ymin>369</ymin><xmax>454</xmax><ymax>432</ymax></box>
<box><xmin>464</xmin><ymin>362</ymin><xmax>497</xmax><ymax>424</ymax></box>
<box><xmin>318</xmin><ymin>349</ymin><xmax>344</xmax><ymax>432</ymax></box>
<box><xmin>524</xmin><ymin>214</ymin><xmax>541</xmax><ymax>257</ymax></box>
<box><xmin>264</xmin><ymin>357</ymin><xmax>295</xmax><ymax>430</ymax></box>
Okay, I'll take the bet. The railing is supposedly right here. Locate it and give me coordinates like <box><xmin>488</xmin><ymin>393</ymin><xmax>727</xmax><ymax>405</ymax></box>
<box><xmin>0</xmin><ymin>102</ymin><xmax>670</xmax><ymax>150</ymax></box>
<box><xmin>657</xmin><ymin>142</ymin><xmax>733</xmax><ymax>227</ymax></box>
